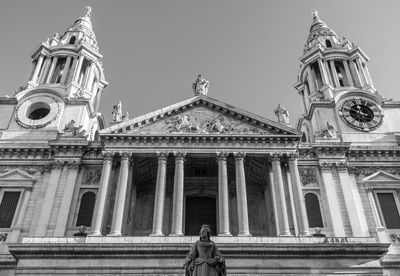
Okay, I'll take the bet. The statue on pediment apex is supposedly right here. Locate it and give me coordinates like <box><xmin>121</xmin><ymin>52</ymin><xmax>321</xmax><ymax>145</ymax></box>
<box><xmin>193</xmin><ymin>74</ymin><xmax>209</xmax><ymax>96</ymax></box>
<box><xmin>274</xmin><ymin>103</ymin><xmax>290</xmax><ymax>125</ymax></box>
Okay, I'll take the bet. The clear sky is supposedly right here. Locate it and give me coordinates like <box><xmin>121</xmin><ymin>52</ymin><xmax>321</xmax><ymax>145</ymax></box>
<box><xmin>1</xmin><ymin>0</ymin><xmax>399</xmax><ymax>126</ymax></box>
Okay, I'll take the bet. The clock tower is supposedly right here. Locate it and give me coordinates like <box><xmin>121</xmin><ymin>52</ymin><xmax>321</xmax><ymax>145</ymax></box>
<box><xmin>295</xmin><ymin>11</ymin><xmax>400</xmax><ymax>146</ymax></box>
<box><xmin>0</xmin><ymin>7</ymin><xmax>108</xmax><ymax>142</ymax></box>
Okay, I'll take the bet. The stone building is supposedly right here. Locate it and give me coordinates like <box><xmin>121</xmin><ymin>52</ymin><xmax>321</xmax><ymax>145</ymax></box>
<box><xmin>0</xmin><ymin>7</ymin><xmax>399</xmax><ymax>275</ymax></box>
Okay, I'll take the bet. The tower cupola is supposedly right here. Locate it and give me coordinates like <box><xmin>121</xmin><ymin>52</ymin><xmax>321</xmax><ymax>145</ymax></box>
<box><xmin>295</xmin><ymin>11</ymin><xmax>377</xmax><ymax>115</ymax></box>
<box><xmin>22</xmin><ymin>6</ymin><xmax>107</xmax><ymax>112</ymax></box>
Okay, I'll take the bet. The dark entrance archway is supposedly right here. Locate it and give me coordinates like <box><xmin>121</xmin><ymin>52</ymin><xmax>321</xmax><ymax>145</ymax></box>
<box><xmin>185</xmin><ymin>196</ymin><xmax>217</xmax><ymax>236</ymax></box>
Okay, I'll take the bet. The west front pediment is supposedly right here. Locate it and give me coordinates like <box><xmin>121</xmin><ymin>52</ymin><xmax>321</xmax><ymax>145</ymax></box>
<box><xmin>101</xmin><ymin>96</ymin><xmax>299</xmax><ymax>137</ymax></box>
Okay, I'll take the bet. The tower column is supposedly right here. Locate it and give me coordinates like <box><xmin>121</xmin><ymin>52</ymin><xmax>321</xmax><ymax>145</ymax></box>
<box><xmin>271</xmin><ymin>153</ymin><xmax>291</xmax><ymax>236</ymax></box>
<box><xmin>349</xmin><ymin>60</ymin><xmax>362</xmax><ymax>87</ymax></box>
<box><xmin>38</xmin><ymin>57</ymin><xmax>51</xmax><ymax>84</ymax></box>
<box><xmin>46</xmin><ymin>57</ymin><xmax>58</xmax><ymax>84</ymax></box>
<box><xmin>60</xmin><ymin>56</ymin><xmax>72</xmax><ymax>85</ymax></box>
<box><xmin>234</xmin><ymin>152</ymin><xmax>251</xmax><ymax>236</ymax></box>
<box><xmin>170</xmin><ymin>152</ymin><xmax>185</xmax><ymax>236</ymax></box>
<box><xmin>356</xmin><ymin>59</ymin><xmax>368</xmax><ymax>87</ymax></box>
<box><xmin>306</xmin><ymin>66</ymin><xmax>317</xmax><ymax>92</ymax></box>
<box><xmin>109</xmin><ymin>153</ymin><xmax>131</xmax><ymax>236</ymax></box>
<box><xmin>91</xmin><ymin>153</ymin><xmax>113</xmax><ymax>236</ymax></box>
<box><xmin>329</xmin><ymin>60</ymin><xmax>340</xmax><ymax>87</ymax></box>
<box><xmin>217</xmin><ymin>152</ymin><xmax>231</xmax><ymax>236</ymax></box>
<box><xmin>31</xmin><ymin>55</ymin><xmax>44</xmax><ymax>83</ymax></box>
<box><xmin>288</xmin><ymin>154</ymin><xmax>310</xmax><ymax>236</ymax></box>
<box><xmin>363</xmin><ymin>65</ymin><xmax>375</xmax><ymax>89</ymax></box>
<box><xmin>324</xmin><ymin>60</ymin><xmax>333</xmax><ymax>86</ymax></box>
<box><xmin>318</xmin><ymin>59</ymin><xmax>329</xmax><ymax>86</ymax></box>
<box><xmin>343</xmin><ymin>60</ymin><xmax>355</xmax><ymax>87</ymax></box>
<box><xmin>73</xmin><ymin>55</ymin><xmax>84</xmax><ymax>83</ymax></box>
<box><xmin>151</xmin><ymin>152</ymin><xmax>168</xmax><ymax>236</ymax></box>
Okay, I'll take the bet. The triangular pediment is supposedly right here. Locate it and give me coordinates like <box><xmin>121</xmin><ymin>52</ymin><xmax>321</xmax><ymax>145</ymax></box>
<box><xmin>101</xmin><ymin>96</ymin><xmax>299</xmax><ymax>136</ymax></box>
<box><xmin>0</xmin><ymin>169</ymin><xmax>37</xmax><ymax>188</ymax></box>
<box><xmin>363</xmin><ymin>171</ymin><xmax>400</xmax><ymax>183</ymax></box>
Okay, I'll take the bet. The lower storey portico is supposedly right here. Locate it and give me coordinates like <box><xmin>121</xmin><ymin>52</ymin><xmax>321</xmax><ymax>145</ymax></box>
<box><xmin>90</xmin><ymin>150</ymin><xmax>310</xmax><ymax>238</ymax></box>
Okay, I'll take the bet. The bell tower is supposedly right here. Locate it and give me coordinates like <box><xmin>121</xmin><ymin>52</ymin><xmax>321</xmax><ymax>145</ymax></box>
<box><xmin>0</xmin><ymin>7</ymin><xmax>108</xmax><ymax>141</ymax></box>
<box><xmin>294</xmin><ymin>11</ymin><xmax>398</xmax><ymax>145</ymax></box>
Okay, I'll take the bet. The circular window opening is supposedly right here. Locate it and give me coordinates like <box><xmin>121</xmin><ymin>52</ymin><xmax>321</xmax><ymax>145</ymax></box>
<box><xmin>27</xmin><ymin>102</ymin><xmax>50</xmax><ymax>120</ymax></box>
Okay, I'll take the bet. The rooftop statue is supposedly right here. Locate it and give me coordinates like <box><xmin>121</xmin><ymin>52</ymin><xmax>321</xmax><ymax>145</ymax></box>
<box><xmin>183</xmin><ymin>224</ymin><xmax>226</xmax><ymax>276</ymax></box>
<box><xmin>112</xmin><ymin>101</ymin><xmax>123</xmax><ymax>122</ymax></box>
<box><xmin>274</xmin><ymin>103</ymin><xmax>290</xmax><ymax>125</ymax></box>
<box><xmin>193</xmin><ymin>74</ymin><xmax>209</xmax><ymax>96</ymax></box>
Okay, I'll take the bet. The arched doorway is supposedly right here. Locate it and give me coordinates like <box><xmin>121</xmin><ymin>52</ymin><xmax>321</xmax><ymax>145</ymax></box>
<box><xmin>185</xmin><ymin>196</ymin><xmax>217</xmax><ymax>236</ymax></box>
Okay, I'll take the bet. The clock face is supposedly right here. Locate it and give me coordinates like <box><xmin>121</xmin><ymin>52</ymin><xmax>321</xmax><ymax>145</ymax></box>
<box><xmin>339</xmin><ymin>98</ymin><xmax>383</xmax><ymax>132</ymax></box>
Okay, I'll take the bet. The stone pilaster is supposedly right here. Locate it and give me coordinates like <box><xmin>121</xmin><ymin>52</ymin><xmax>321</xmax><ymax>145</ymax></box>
<box><xmin>319</xmin><ymin>162</ymin><xmax>345</xmax><ymax>236</ymax></box>
<box><xmin>91</xmin><ymin>153</ymin><xmax>113</xmax><ymax>236</ymax></box>
<box><xmin>53</xmin><ymin>161</ymin><xmax>80</xmax><ymax>236</ymax></box>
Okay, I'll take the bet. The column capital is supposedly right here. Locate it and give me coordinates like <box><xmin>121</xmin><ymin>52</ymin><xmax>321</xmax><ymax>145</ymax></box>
<box><xmin>102</xmin><ymin>152</ymin><xmax>114</xmax><ymax>162</ymax></box>
<box><xmin>288</xmin><ymin>153</ymin><xmax>299</xmax><ymax>161</ymax></box>
<box><xmin>270</xmin><ymin>152</ymin><xmax>282</xmax><ymax>162</ymax></box>
<box><xmin>319</xmin><ymin>162</ymin><xmax>333</xmax><ymax>172</ymax></box>
<box><xmin>156</xmin><ymin>151</ymin><xmax>169</xmax><ymax>161</ymax></box>
<box><xmin>335</xmin><ymin>162</ymin><xmax>348</xmax><ymax>173</ymax></box>
<box><xmin>216</xmin><ymin>152</ymin><xmax>229</xmax><ymax>162</ymax></box>
<box><xmin>233</xmin><ymin>152</ymin><xmax>245</xmax><ymax>161</ymax></box>
<box><xmin>120</xmin><ymin>152</ymin><xmax>133</xmax><ymax>163</ymax></box>
<box><xmin>174</xmin><ymin>151</ymin><xmax>186</xmax><ymax>161</ymax></box>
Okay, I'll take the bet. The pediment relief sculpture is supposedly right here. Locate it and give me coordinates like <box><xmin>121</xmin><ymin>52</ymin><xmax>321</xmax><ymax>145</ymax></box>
<box><xmin>129</xmin><ymin>107</ymin><xmax>270</xmax><ymax>135</ymax></box>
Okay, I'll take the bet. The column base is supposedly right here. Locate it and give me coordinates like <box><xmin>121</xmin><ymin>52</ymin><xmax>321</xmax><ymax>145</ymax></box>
<box><xmin>218</xmin><ymin>233</ymin><xmax>232</xmax><ymax>237</ymax></box>
<box><xmin>169</xmin><ymin>233</ymin><xmax>183</xmax><ymax>237</ymax></box>
<box><xmin>238</xmin><ymin>233</ymin><xmax>252</xmax><ymax>237</ymax></box>
<box><xmin>149</xmin><ymin>233</ymin><xmax>164</xmax><ymax>237</ymax></box>
<box><xmin>279</xmin><ymin>233</ymin><xmax>293</xmax><ymax>237</ymax></box>
<box><xmin>88</xmin><ymin>232</ymin><xmax>102</xmax><ymax>237</ymax></box>
<box><xmin>107</xmin><ymin>232</ymin><xmax>122</xmax><ymax>237</ymax></box>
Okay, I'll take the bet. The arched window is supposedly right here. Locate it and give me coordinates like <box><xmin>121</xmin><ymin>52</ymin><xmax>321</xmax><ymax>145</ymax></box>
<box><xmin>325</xmin><ymin>39</ymin><xmax>332</xmax><ymax>48</ymax></box>
<box><xmin>69</xmin><ymin>36</ymin><xmax>76</xmax><ymax>45</ymax></box>
<box><xmin>305</xmin><ymin>193</ymin><xmax>323</xmax><ymax>227</ymax></box>
<box><xmin>76</xmin><ymin>192</ymin><xmax>96</xmax><ymax>227</ymax></box>
<box><xmin>301</xmin><ymin>132</ymin><xmax>307</xmax><ymax>142</ymax></box>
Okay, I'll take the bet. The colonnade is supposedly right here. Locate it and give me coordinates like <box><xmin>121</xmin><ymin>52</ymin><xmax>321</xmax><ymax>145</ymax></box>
<box><xmin>90</xmin><ymin>152</ymin><xmax>310</xmax><ymax>237</ymax></box>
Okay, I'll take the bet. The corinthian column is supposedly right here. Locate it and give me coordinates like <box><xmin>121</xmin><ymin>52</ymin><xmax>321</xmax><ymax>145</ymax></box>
<box><xmin>91</xmin><ymin>153</ymin><xmax>113</xmax><ymax>236</ymax></box>
<box><xmin>109</xmin><ymin>153</ymin><xmax>131</xmax><ymax>236</ymax></box>
<box><xmin>234</xmin><ymin>152</ymin><xmax>251</xmax><ymax>236</ymax></box>
<box><xmin>271</xmin><ymin>153</ymin><xmax>291</xmax><ymax>236</ymax></box>
<box><xmin>170</xmin><ymin>152</ymin><xmax>186</xmax><ymax>236</ymax></box>
<box><xmin>288</xmin><ymin>154</ymin><xmax>310</xmax><ymax>236</ymax></box>
<box><xmin>151</xmin><ymin>152</ymin><xmax>168</xmax><ymax>236</ymax></box>
<box><xmin>217</xmin><ymin>152</ymin><xmax>231</xmax><ymax>236</ymax></box>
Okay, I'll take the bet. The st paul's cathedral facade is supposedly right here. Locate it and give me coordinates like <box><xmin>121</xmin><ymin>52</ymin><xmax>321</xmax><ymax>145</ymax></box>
<box><xmin>0</xmin><ymin>7</ymin><xmax>399</xmax><ymax>275</ymax></box>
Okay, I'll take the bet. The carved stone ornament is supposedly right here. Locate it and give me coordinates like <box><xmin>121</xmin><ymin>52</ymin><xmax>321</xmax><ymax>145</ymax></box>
<box><xmin>164</xmin><ymin>109</ymin><xmax>269</xmax><ymax>135</ymax></box>
<box><xmin>355</xmin><ymin>167</ymin><xmax>400</xmax><ymax>176</ymax></box>
<box><xmin>390</xmin><ymin>233</ymin><xmax>400</xmax><ymax>243</ymax></box>
<box><xmin>62</xmin><ymin>120</ymin><xmax>87</xmax><ymax>137</ymax></box>
<box><xmin>299</xmin><ymin>170</ymin><xmax>316</xmax><ymax>185</ymax></box>
<box><xmin>0</xmin><ymin>233</ymin><xmax>7</xmax><ymax>242</ymax></box>
<box><xmin>0</xmin><ymin>166</ymin><xmax>41</xmax><ymax>175</ymax></box>
<box><xmin>318</xmin><ymin>121</ymin><xmax>337</xmax><ymax>139</ymax></box>
<box><xmin>83</xmin><ymin>168</ymin><xmax>102</xmax><ymax>185</ymax></box>
<box><xmin>112</xmin><ymin>101</ymin><xmax>123</xmax><ymax>122</ymax></box>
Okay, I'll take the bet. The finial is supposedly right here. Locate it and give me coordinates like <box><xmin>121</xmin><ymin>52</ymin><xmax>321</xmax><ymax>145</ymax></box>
<box><xmin>84</xmin><ymin>6</ymin><xmax>92</xmax><ymax>18</ymax></box>
<box><xmin>312</xmin><ymin>10</ymin><xmax>319</xmax><ymax>20</ymax></box>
